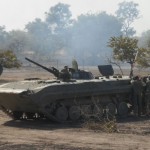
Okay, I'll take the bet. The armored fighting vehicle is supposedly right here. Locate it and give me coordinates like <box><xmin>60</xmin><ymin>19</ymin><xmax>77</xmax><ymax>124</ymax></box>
<box><xmin>0</xmin><ymin>58</ymin><xmax>132</xmax><ymax>122</ymax></box>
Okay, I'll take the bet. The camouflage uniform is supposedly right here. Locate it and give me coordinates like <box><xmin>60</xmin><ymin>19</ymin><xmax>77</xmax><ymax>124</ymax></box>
<box><xmin>141</xmin><ymin>77</ymin><xmax>147</xmax><ymax>114</ymax></box>
<box><xmin>131</xmin><ymin>77</ymin><xmax>143</xmax><ymax>116</ymax></box>
<box><xmin>145</xmin><ymin>79</ymin><xmax>150</xmax><ymax>115</ymax></box>
<box><xmin>60</xmin><ymin>66</ymin><xmax>71</xmax><ymax>81</ymax></box>
<box><xmin>0</xmin><ymin>64</ymin><xmax>3</xmax><ymax>76</ymax></box>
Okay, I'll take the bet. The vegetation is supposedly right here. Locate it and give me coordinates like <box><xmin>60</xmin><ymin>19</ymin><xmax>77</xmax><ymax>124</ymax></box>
<box><xmin>108</xmin><ymin>36</ymin><xmax>150</xmax><ymax>77</ymax></box>
<box><xmin>83</xmin><ymin>119</ymin><xmax>117</xmax><ymax>133</ymax></box>
<box><xmin>0</xmin><ymin>1</ymin><xmax>149</xmax><ymax>68</ymax></box>
<box><xmin>116</xmin><ymin>1</ymin><xmax>140</xmax><ymax>36</ymax></box>
<box><xmin>0</xmin><ymin>2</ymin><xmax>122</xmax><ymax>65</ymax></box>
<box><xmin>0</xmin><ymin>50</ymin><xmax>21</xmax><ymax>68</ymax></box>
<box><xmin>108</xmin><ymin>2</ymin><xmax>150</xmax><ymax>76</ymax></box>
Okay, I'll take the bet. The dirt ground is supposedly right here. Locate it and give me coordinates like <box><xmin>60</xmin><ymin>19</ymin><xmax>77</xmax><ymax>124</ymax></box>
<box><xmin>0</xmin><ymin>68</ymin><xmax>150</xmax><ymax>150</ymax></box>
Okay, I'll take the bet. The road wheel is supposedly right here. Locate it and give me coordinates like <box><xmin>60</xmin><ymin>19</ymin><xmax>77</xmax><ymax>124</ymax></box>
<box><xmin>55</xmin><ymin>106</ymin><xmax>68</xmax><ymax>122</ymax></box>
<box><xmin>93</xmin><ymin>104</ymin><xmax>103</xmax><ymax>118</ymax></box>
<box><xmin>69</xmin><ymin>106</ymin><xmax>80</xmax><ymax>121</ymax></box>
<box><xmin>26</xmin><ymin>112</ymin><xmax>35</xmax><ymax>119</ymax></box>
<box><xmin>106</xmin><ymin>103</ymin><xmax>116</xmax><ymax>118</ymax></box>
<box><xmin>118</xmin><ymin>102</ymin><xmax>128</xmax><ymax>118</ymax></box>
<box><xmin>13</xmin><ymin>111</ymin><xmax>23</xmax><ymax>120</ymax></box>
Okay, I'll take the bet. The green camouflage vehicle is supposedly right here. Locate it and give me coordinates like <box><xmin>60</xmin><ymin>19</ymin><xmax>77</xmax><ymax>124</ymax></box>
<box><xmin>0</xmin><ymin>58</ymin><xmax>132</xmax><ymax>122</ymax></box>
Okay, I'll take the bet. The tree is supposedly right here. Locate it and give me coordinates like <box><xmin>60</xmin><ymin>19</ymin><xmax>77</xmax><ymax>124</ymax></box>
<box><xmin>0</xmin><ymin>50</ymin><xmax>21</xmax><ymax>68</ymax></box>
<box><xmin>138</xmin><ymin>30</ymin><xmax>150</xmax><ymax>48</ymax></box>
<box><xmin>45</xmin><ymin>3</ymin><xmax>73</xmax><ymax>32</ymax></box>
<box><xmin>116</xmin><ymin>1</ymin><xmax>140</xmax><ymax>36</ymax></box>
<box><xmin>7</xmin><ymin>30</ymin><xmax>30</xmax><ymax>53</ymax></box>
<box><xmin>136</xmin><ymin>48</ymin><xmax>150</xmax><ymax>68</ymax></box>
<box><xmin>25</xmin><ymin>18</ymin><xmax>53</xmax><ymax>54</ymax></box>
<box><xmin>70</xmin><ymin>12</ymin><xmax>122</xmax><ymax>65</ymax></box>
<box><xmin>0</xmin><ymin>26</ymin><xmax>8</xmax><ymax>49</ymax></box>
<box><xmin>45</xmin><ymin>3</ymin><xmax>73</xmax><ymax>58</ymax></box>
<box><xmin>108</xmin><ymin>36</ymin><xmax>150</xmax><ymax>77</ymax></box>
<box><xmin>136</xmin><ymin>30</ymin><xmax>150</xmax><ymax>68</ymax></box>
<box><xmin>26</xmin><ymin>18</ymin><xmax>51</xmax><ymax>40</ymax></box>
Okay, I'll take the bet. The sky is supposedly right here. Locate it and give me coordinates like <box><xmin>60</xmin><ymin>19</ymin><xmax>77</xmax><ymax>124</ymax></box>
<box><xmin>0</xmin><ymin>0</ymin><xmax>149</xmax><ymax>35</ymax></box>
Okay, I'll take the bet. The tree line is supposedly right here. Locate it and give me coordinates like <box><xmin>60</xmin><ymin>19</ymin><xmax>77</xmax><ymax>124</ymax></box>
<box><xmin>0</xmin><ymin>1</ymin><xmax>150</xmax><ymax>72</ymax></box>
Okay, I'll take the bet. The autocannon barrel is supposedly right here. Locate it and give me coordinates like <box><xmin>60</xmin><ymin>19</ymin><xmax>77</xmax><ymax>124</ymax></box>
<box><xmin>25</xmin><ymin>57</ymin><xmax>59</xmax><ymax>77</ymax></box>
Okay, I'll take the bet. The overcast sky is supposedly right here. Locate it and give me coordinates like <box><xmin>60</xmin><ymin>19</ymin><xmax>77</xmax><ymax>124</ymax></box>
<box><xmin>0</xmin><ymin>0</ymin><xmax>149</xmax><ymax>35</ymax></box>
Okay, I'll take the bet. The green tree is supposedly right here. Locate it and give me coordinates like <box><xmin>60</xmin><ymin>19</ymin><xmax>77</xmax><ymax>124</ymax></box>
<box><xmin>0</xmin><ymin>50</ymin><xmax>21</xmax><ymax>68</ymax></box>
<box><xmin>108</xmin><ymin>36</ymin><xmax>150</xmax><ymax>77</ymax></box>
<box><xmin>116</xmin><ymin>1</ymin><xmax>140</xmax><ymax>36</ymax></box>
<box><xmin>136</xmin><ymin>48</ymin><xmax>150</xmax><ymax>68</ymax></box>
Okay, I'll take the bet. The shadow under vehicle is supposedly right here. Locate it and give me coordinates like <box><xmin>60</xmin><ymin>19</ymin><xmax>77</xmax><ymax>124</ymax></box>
<box><xmin>0</xmin><ymin>58</ymin><xmax>133</xmax><ymax>122</ymax></box>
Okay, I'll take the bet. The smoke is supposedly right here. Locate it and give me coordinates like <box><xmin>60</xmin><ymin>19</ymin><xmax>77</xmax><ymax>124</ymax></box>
<box><xmin>0</xmin><ymin>4</ymin><xmax>123</xmax><ymax>66</ymax></box>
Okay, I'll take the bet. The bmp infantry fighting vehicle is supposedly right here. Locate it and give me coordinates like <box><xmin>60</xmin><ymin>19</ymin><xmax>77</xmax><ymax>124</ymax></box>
<box><xmin>0</xmin><ymin>58</ymin><xmax>133</xmax><ymax>122</ymax></box>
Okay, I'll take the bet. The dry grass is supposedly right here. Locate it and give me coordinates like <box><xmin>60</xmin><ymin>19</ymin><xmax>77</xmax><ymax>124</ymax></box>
<box><xmin>82</xmin><ymin>117</ymin><xmax>117</xmax><ymax>133</ymax></box>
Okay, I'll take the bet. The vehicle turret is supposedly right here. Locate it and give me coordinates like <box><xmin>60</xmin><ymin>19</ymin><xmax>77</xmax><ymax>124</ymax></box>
<box><xmin>25</xmin><ymin>57</ymin><xmax>94</xmax><ymax>80</ymax></box>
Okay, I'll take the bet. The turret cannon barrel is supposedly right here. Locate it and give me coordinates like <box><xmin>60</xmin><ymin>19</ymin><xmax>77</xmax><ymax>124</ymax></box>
<box><xmin>25</xmin><ymin>57</ymin><xmax>60</xmax><ymax>78</ymax></box>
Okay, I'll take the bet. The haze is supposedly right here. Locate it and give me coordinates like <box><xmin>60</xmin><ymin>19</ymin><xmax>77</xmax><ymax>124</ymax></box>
<box><xmin>0</xmin><ymin>0</ymin><xmax>149</xmax><ymax>35</ymax></box>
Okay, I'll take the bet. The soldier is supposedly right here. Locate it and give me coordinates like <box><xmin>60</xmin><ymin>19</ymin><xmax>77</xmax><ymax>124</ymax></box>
<box><xmin>60</xmin><ymin>66</ymin><xmax>71</xmax><ymax>81</ymax></box>
<box><xmin>0</xmin><ymin>64</ymin><xmax>3</xmax><ymax>76</ymax></box>
<box><xmin>131</xmin><ymin>76</ymin><xmax>143</xmax><ymax>117</ymax></box>
<box><xmin>141</xmin><ymin>76</ymin><xmax>147</xmax><ymax>115</ymax></box>
<box><xmin>145</xmin><ymin>76</ymin><xmax>150</xmax><ymax>116</ymax></box>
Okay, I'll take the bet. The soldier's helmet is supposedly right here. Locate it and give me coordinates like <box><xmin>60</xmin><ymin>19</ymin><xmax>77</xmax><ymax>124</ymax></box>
<box><xmin>133</xmin><ymin>75</ymin><xmax>139</xmax><ymax>80</ymax></box>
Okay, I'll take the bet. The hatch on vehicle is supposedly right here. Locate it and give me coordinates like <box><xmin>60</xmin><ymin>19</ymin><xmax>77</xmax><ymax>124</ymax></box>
<box><xmin>72</xmin><ymin>70</ymin><xmax>94</xmax><ymax>79</ymax></box>
<box><xmin>98</xmin><ymin>65</ymin><xmax>114</xmax><ymax>76</ymax></box>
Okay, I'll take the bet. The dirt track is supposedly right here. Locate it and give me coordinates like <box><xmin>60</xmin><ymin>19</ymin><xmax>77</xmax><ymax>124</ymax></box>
<box><xmin>0</xmin><ymin>68</ymin><xmax>150</xmax><ymax>150</ymax></box>
<box><xmin>0</xmin><ymin>111</ymin><xmax>150</xmax><ymax>150</ymax></box>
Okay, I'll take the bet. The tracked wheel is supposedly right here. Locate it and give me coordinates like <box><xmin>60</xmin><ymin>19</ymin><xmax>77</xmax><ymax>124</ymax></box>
<box><xmin>93</xmin><ymin>104</ymin><xmax>103</xmax><ymax>118</ymax></box>
<box><xmin>55</xmin><ymin>106</ymin><xmax>68</xmax><ymax>122</ymax></box>
<box><xmin>26</xmin><ymin>112</ymin><xmax>35</xmax><ymax>119</ymax></box>
<box><xmin>118</xmin><ymin>102</ymin><xmax>128</xmax><ymax>118</ymax></box>
<box><xmin>38</xmin><ymin>113</ymin><xmax>45</xmax><ymax>119</ymax></box>
<box><xmin>106</xmin><ymin>103</ymin><xmax>116</xmax><ymax>118</ymax></box>
<box><xmin>69</xmin><ymin>106</ymin><xmax>81</xmax><ymax>121</ymax></box>
<box><xmin>13</xmin><ymin>111</ymin><xmax>23</xmax><ymax>120</ymax></box>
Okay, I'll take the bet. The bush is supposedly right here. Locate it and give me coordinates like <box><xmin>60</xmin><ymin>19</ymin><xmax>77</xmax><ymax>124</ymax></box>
<box><xmin>0</xmin><ymin>50</ymin><xmax>21</xmax><ymax>68</ymax></box>
<box><xmin>82</xmin><ymin>118</ymin><xmax>117</xmax><ymax>133</ymax></box>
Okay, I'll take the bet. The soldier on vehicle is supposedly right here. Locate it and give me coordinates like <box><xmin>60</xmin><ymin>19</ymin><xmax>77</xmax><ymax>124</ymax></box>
<box><xmin>60</xmin><ymin>66</ymin><xmax>71</xmax><ymax>81</ymax></box>
<box><xmin>131</xmin><ymin>76</ymin><xmax>143</xmax><ymax>117</ymax></box>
